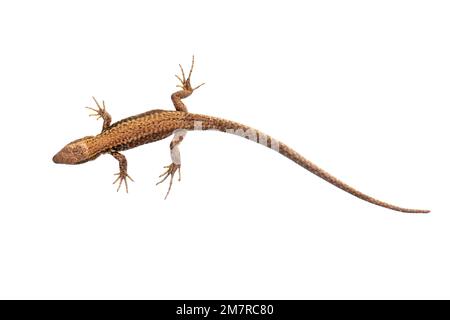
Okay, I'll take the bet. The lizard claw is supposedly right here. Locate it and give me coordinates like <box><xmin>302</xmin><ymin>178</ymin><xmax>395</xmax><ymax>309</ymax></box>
<box><xmin>156</xmin><ymin>163</ymin><xmax>181</xmax><ymax>199</ymax></box>
<box><xmin>113</xmin><ymin>171</ymin><xmax>134</xmax><ymax>193</ymax></box>
<box><xmin>175</xmin><ymin>55</ymin><xmax>205</xmax><ymax>92</ymax></box>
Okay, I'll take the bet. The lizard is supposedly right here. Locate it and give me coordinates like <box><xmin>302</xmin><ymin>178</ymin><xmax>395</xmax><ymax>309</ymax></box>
<box><xmin>52</xmin><ymin>56</ymin><xmax>430</xmax><ymax>214</ymax></box>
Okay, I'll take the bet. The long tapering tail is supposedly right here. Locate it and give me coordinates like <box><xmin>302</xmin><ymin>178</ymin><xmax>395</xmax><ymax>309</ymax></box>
<box><xmin>186</xmin><ymin>112</ymin><xmax>430</xmax><ymax>213</ymax></box>
<box><xmin>278</xmin><ymin>143</ymin><xmax>429</xmax><ymax>213</ymax></box>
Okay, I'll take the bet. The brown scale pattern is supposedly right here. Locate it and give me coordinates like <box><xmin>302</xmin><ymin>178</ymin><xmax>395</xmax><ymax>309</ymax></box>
<box><xmin>83</xmin><ymin>109</ymin><xmax>428</xmax><ymax>213</ymax></box>
<box><xmin>55</xmin><ymin>56</ymin><xmax>428</xmax><ymax>212</ymax></box>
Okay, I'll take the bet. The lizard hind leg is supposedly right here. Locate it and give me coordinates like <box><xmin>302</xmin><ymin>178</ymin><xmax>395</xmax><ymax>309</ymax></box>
<box><xmin>156</xmin><ymin>130</ymin><xmax>186</xmax><ymax>199</ymax></box>
<box><xmin>159</xmin><ymin>56</ymin><xmax>203</xmax><ymax>197</ymax></box>
<box><xmin>171</xmin><ymin>55</ymin><xmax>205</xmax><ymax>112</ymax></box>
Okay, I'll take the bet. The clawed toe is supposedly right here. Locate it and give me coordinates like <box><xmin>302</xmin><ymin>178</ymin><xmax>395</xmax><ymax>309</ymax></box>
<box><xmin>175</xmin><ymin>55</ymin><xmax>205</xmax><ymax>92</ymax></box>
<box><xmin>86</xmin><ymin>97</ymin><xmax>107</xmax><ymax>119</ymax></box>
<box><xmin>113</xmin><ymin>172</ymin><xmax>134</xmax><ymax>193</ymax></box>
<box><xmin>156</xmin><ymin>163</ymin><xmax>181</xmax><ymax>199</ymax></box>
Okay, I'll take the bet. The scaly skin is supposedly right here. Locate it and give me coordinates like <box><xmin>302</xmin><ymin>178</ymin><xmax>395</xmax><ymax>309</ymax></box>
<box><xmin>53</xmin><ymin>56</ymin><xmax>430</xmax><ymax>213</ymax></box>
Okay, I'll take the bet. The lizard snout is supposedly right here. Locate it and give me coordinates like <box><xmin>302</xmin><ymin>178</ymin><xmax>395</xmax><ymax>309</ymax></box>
<box><xmin>52</xmin><ymin>139</ymin><xmax>91</xmax><ymax>165</ymax></box>
<box><xmin>53</xmin><ymin>150</ymin><xmax>69</xmax><ymax>164</ymax></box>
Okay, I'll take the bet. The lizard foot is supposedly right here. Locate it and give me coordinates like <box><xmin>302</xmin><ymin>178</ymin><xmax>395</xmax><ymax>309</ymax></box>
<box><xmin>113</xmin><ymin>171</ymin><xmax>134</xmax><ymax>193</ymax></box>
<box><xmin>175</xmin><ymin>55</ymin><xmax>205</xmax><ymax>92</ymax></box>
<box><xmin>156</xmin><ymin>163</ymin><xmax>181</xmax><ymax>199</ymax></box>
<box><xmin>86</xmin><ymin>97</ymin><xmax>108</xmax><ymax>120</ymax></box>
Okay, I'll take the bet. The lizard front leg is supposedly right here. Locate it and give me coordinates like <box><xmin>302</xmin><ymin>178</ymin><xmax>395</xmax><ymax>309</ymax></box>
<box><xmin>111</xmin><ymin>151</ymin><xmax>134</xmax><ymax>193</ymax></box>
<box><xmin>157</xmin><ymin>56</ymin><xmax>204</xmax><ymax>199</ymax></box>
<box><xmin>86</xmin><ymin>97</ymin><xmax>112</xmax><ymax>132</ymax></box>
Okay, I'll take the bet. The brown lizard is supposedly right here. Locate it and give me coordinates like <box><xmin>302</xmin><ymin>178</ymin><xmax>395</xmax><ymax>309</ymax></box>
<box><xmin>53</xmin><ymin>56</ymin><xmax>429</xmax><ymax>213</ymax></box>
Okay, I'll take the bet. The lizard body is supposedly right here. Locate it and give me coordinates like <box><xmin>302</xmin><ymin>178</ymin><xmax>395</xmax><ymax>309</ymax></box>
<box><xmin>53</xmin><ymin>57</ymin><xmax>429</xmax><ymax>214</ymax></box>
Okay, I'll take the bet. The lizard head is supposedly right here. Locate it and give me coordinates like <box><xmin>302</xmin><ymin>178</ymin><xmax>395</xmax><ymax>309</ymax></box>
<box><xmin>53</xmin><ymin>136</ymin><xmax>96</xmax><ymax>164</ymax></box>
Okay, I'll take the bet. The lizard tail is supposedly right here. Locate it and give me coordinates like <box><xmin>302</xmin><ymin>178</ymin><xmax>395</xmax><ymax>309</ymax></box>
<box><xmin>277</xmin><ymin>142</ymin><xmax>430</xmax><ymax>214</ymax></box>
<box><xmin>189</xmin><ymin>113</ymin><xmax>430</xmax><ymax>214</ymax></box>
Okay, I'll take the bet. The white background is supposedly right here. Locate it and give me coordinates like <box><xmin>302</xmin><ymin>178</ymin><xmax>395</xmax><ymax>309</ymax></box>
<box><xmin>0</xmin><ymin>0</ymin><xmax>448</xmax><ymax>299</ymax></box>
